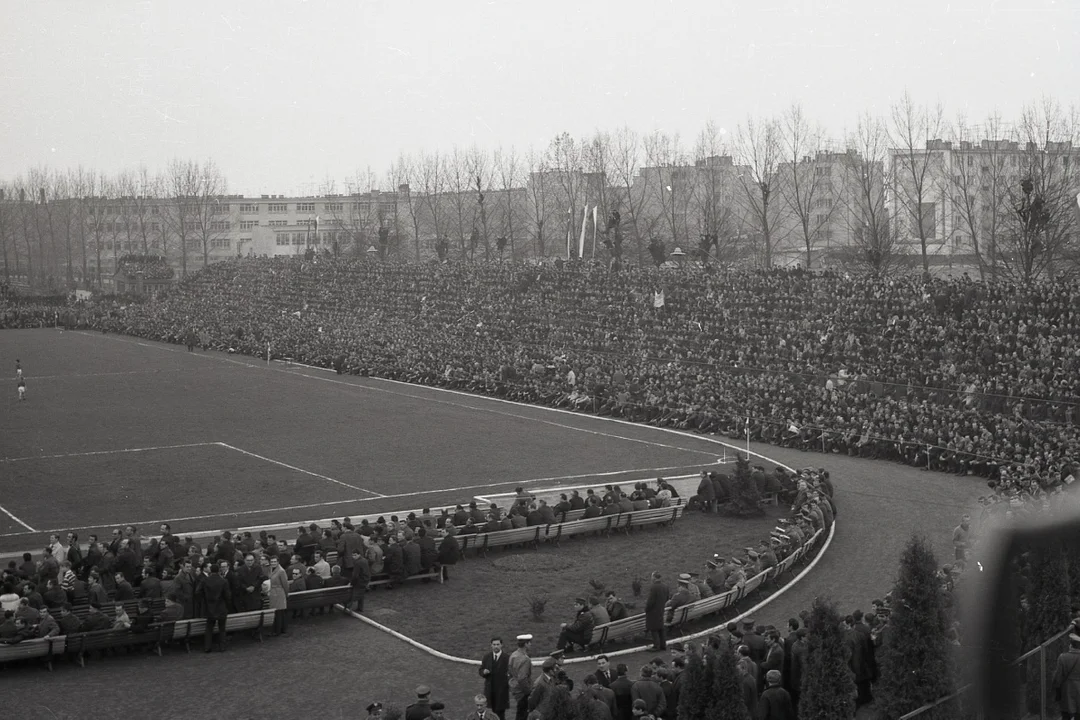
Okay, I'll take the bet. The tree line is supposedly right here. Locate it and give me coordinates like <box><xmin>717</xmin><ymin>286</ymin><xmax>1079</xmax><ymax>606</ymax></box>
<box><xmin>2</xmin><ymin>94</ymin><xmax>1077</xmax><ymax>291</ymax></box>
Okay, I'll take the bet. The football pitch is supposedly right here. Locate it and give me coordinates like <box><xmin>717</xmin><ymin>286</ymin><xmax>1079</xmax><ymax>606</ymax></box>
<box><xmin>0</xmin><ymin>329</ymin><xmax>733</xmax><ymax>554</ymax></box>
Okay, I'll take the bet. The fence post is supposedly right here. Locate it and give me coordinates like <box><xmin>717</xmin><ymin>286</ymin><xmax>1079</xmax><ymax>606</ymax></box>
<box><xmin>1040</xmin><ymin>643</ymin><xmax>1047</xmax><ymax>720</ymax></box>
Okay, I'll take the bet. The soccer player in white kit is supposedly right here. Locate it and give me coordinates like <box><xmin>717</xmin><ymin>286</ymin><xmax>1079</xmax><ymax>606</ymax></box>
<box><xmin>17</xmin><ymin>377</ymin><xmax>26</xmax><ymax>401</ymax></box>
<box><xmin>15</xmin><ymin>359</ymin><xmax>22</xmax><ymax>379</ymax></box>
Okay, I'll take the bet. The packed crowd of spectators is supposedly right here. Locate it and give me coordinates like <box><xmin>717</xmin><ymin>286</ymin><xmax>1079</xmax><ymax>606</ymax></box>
<box><xmin>51</xmin><ymin>256</ymin><xmax>1076</xmax><ymax>498</ymax></box>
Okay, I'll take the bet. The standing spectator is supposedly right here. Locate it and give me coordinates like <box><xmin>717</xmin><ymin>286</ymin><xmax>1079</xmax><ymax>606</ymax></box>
<box><xmin>479</xmin><ymin>637</ymin><xmax>510</xmax><ymax>720</ymax></box>
<box><xmin>1054</xmin><ymin>631</ymin><xmax>1080</xmax><ymax>720</ymax></box>
<box><xmin>200</xmin><ymin>564</ymin><xmax>230</xmax><ymax>653</ymax></box>
<box><xmin>757</xmin><ymin>669</ymin><xmax>795</xmax><ymax>720</ymax></box>
<box><xmin>508</xmin><ymin>634</ymin><xmax>533</xmax><ymax>720</ymax></box>
<box><xmin>266</xmin><ymin>555</ymin><xmax>289</xmax><ymax>637</ymax></box>
<box><xmin>464</xmin><ymin>695</ymin><xmax>500</xmax><ymax>720</ymax></box>
<box><xmin>349</xmin><ymin>549</ymin><xmax>371</xmax><ymax>613</ymax></box>
<box><xmin>953</xmin><ymin>515</ymin><xmax>972</xmax><ymax>561</ymax></box>
<box><xmin>645</xmin><ymin>572</ymin><xmax>670</xmax><ymax>651</ymax></box>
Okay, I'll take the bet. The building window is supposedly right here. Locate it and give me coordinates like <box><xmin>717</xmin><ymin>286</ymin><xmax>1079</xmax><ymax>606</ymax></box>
<box><xmin>276</xmin><ymin>234</ymin><xmax>290</xmax><ymax>246</ymax></box>
<box><xmin>325</xmin><ymin>203</ymin><xmax>343</xmax><ymax>213</ymax></box>
<box><xmin>268</xmin><ymin>203</ymin><xmax>288</xmax><ymax>213</ymax></box>
<box><xmin>211</xmin><ymin>238</ymin><xmax>231</xmax><ymax>249</ymax></box>
<box><xmin>150</xmin><ymin>222</ymin><xmax>160</xmax><ymax>232</ymax></box>
<box><xmin>268</xmin><ymin>220</ymin><xmax>288</xmax><ymax>227</ymax></box>
<box><xmin>239</xmin><ymin>203</ymin><xmax>259</xmax><ymax>213</ymax></box>
<box><xmin>297</xmin><ymin>203</ymin><xmax>315</xmax><ymax>213</ymax></box>
<box><xmin>239</xmin><ymin>220</ymin><xmax>259</xmax><ymax>230</ymax></box>
<box><xmin>186</xmin><ymin>239</ymin><xmax>200</xmax><ymax>249</ymax></box>
<box><xmin>292</xmin><ymin>234</ymin><xmax>303</xmax><ymax>245</ymax></box>
<box><xmin>211</xmin><ymin>221</ymin><xmax>231</xmax><ymax>231</ymax></box>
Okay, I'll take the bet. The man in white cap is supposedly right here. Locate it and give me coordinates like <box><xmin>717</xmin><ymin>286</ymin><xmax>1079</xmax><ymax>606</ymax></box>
<box><xmin>665</xmin><ymin>574</ymin><xmax>694</xmax><ymax>622</ymax></box>
<box><xmin>508</xmin><ymin>634</ymin><xmax>533</xmax><ymax>720</ymax></box>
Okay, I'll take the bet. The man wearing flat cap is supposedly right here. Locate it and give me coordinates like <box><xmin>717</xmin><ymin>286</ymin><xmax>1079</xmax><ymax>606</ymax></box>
<box><xmin>557</xmin><ymin>598</ymin><xmax>595</xmax><ymax>652</ymax></box>
<box><xmin>757</xmin><ymin>669</ymin><xmax>795</xmax><ymax>720</ymax></box>
<box><xmin>406</xmin><ymin>686</ymin><xmax>433</xmax><ymax>720</ymax></box>
<box><xmin>365</xmin><ymin>702</ymin><xmax>384</xmax><ymax>720</ymax></box>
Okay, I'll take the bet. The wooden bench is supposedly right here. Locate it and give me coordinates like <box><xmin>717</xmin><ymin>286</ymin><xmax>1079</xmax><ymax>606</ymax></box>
<box><xmin>619</xmin><ymin>505</ymin><xmax>685</xmax><ymax>532</ymax></box>
<box><xmin>367</xmin><ymin>567</ymin><xmax>444</xmax><ymax>588</ymax></box>
<box><xmin>458</xmin><ymin>526</ymin><xmax>544</xmax><ymax>557</ymax></box>
<box><xmin>669</xmin><ymin>587</ymin><xmax>738</xmax><ymax>627</ymax></box>
<box><xmin>171</xmin><ymin>609</ymin><xmax>277</xmax><ymax>652</ymax></box>
<box><xmin>546</xmin><ymin>516</ymin><xmax>616</xmax><ymax>546</ymax></box>
<box><xmin>593</xmin><ymin>614</ymin><xmax>648</xmax><ymax>648</ymax></box>
<box><xmin>0</xmin><ymin>636</ymin><xmax>66</xmax><ymax>672</ymax></box>
<box><xmin>286</xmin><ymin>586</ymin><xmax>353</xmax><ymax>612</ymax></box>
<box><xmin>66</xmin><ymin>627</ymin><xmax>168</xmax><ymax>667</ymax></box>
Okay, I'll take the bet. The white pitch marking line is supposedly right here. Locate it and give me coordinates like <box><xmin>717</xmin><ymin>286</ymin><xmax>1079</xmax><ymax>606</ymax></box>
<box><xmin>1</xmin><ymin>442</ymin><xmax>221</xmax><ymax>463</ymax></box>
<box><xmin>0</xmin><ymin>464</ymin><xmax>709</xmax><ymax>541</ymax></box>
<box><xmin>0</xmin><ymin>503</ymin><xmax>36</xmax><ymax>533</ymax></box>
<box><xmin>24</xmin><ymin>370</ymin><xmax>168</xmax><ymax>381</ymax></box>
<box><xmin>213</xmin><ymin>442</ymin><xmax>384</xmax><ymax>498</ymax></box>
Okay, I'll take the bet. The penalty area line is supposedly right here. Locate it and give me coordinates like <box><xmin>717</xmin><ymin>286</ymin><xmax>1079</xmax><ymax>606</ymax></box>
<box><xmin>0</xmin><ymin>503</ymin><xmax>36</xmax><ymax>533</ymax></box>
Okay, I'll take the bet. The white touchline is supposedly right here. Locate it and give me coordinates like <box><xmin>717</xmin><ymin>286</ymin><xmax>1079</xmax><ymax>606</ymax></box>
<box><xmin>0</xmin><ymin>503</ymin><xmax>37</xmax><ymax>533</ymax></box>
<box><xmin>213</xmin><ymin>442</ymin><xmax>384</xmax><ymax>497</ymax></box>
<box><xmin>0</xmin><ymin>442</ymin><xmax>221</xmax><ymax>463</ymax></box>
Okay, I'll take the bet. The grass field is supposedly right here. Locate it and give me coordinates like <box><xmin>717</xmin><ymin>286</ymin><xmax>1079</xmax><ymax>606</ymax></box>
<box><xmin>0</xmin><ymin>328</ymin><xmax>732</xmax><ymax>551</ymax></box>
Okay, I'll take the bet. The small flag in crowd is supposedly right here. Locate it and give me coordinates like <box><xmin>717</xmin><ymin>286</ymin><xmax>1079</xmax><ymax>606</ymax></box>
<box><xmin>653</xmin><ymin>289</ymin><xmax>665</xmax><ymax>308</ymax></box>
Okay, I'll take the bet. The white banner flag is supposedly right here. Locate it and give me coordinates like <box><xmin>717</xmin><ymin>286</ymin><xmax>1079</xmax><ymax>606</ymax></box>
<box><xmin>578</xmin><ymin>206</ymin><xmax>588</xmax><ymax>258</ymax></box>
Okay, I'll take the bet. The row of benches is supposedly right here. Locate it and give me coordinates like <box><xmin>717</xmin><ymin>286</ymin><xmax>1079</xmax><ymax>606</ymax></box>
<box><xmin>0</xmin><ymin>586</ymin><xmax>353</xmax><ymax>671</ymax></box>
<box><xmin>447</xmin><ymin>503</ymin><xmax>686</xmax><ymax>557</ymax></box>
<box><xmin>590</xmin><ymin>528</ymin><xmax>825</xmax><ymax>648</ymax></box>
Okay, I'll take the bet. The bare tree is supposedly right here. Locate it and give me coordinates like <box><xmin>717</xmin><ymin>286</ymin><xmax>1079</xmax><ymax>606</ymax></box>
<box><xmin>524</xmin><ymin>147</ymin><xmax>553</xmax><ymax>258</ymax></box>
<box><xmin>734</xmin><ymin>114</ymin><xmax>789</xmax><ymax>266</ymax></box>
<box><xmin>547</xmin><ymin>132</ymin><xmax>585</xmax><ymax>258</ymax></box>
<box><xmin>644</xmin><ymin>130</ymin><xmax>695</xmax><ymax>252</ymax></box>
<box><xmin>396</xmin><ymin>154</ymin><xmax>427</xmax><ymax>262</ymax></box>
<box><xmin>0</xmin><ymin>180</ymin><xmax>14</xmax><ymax>280</ymax></box>
<box><xmin>381</xmin><ymin>163</ymin><xmax>406</xmax><ymax>261</ymax></box>
<box><xmin>418</xmin><ymin>150</ymin><xmax>448</xmax><ymax>260</ymax></box>
<box><xmin>840</xmin><ymin>113</ymin><xmax>899</xmax><ymax>275</ymax></box>
<box><xmin>610</xmin><ymin>126</ymin><xmax>655</xmax><ymax>266</ymax></box>
<box><xmin>779</xmin><ymin>103</ymin><xmax>836</xmax><ymax>268</ymax></box>
<box><xmin>946</xmin><ymin>113</ymin><xmax>1013</xmax><ymax>279</ymax></box>
<box><xmin>467</xmin><ymin>147</ymin><xmax>494</xmax><ymax>261</ymax></box>
<box><xmin>889</xmin><ymin>92</ymin><xmax>947</xmax><ymax>274</ymax></box>
<box><xmin>691</xmin><ymin>122</ymin><xmax>741</xmax><ymax>265</ymax></box>
<box><xmin>494</xmin><ymin>146</ymin><xmax>521</xmax><ymax>259</ymax></box>
<box><xmin>996</xmin><ymin>99</ymin><xmax>1080</xmax><ymax>282</ymax></box>
<box><xmin>583</xmin><ymin>131</ymin><xmax>613</xmax><ymax>259</ymax></box>
<box><xmin>444</xmin><ymin>147</ymin><xmax>476</xmax><ymax>260</ymax></box>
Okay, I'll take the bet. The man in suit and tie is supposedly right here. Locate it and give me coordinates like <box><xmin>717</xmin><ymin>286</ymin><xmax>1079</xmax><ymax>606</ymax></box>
<box><xmin>595</xmin><ymin>655</ymin><xmax>616</xmax><ymax>688</ymax></box>
<box><xmin>200</xmin><ymin>563</ymin><xmax>231</xmax><ymax>653</ymax></box>
<box><xmin>479</xmin><ymin>637</ymin><xmax>511</xmax><ymax>720</ymax></box>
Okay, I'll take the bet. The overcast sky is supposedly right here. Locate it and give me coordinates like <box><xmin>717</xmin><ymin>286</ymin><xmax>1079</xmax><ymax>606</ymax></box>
<box><xmin>1</xmin><ymin>0</ymin><xmax>1075</xmax><ymax>196</ymax></box>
